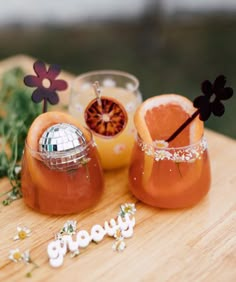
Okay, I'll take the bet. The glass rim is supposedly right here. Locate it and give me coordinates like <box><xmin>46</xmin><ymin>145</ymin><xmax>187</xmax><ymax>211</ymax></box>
<box><xmin>137</xmin><ymin>134</ymin><xmax>206</xmax><ymax>150</ymax></box>
<box><xmin>72</xmin><ymin>69</ymin><xmax>139</xmax><ymax>91</ymax></box>
<box><xmin>136</xmin><ymin>135</ymin><xmax>208</xmax><ymax>162</ymax></box>
<box><xmin>25</xmin><ymin>126</ymin><xmax>95</xmax><ymax>158</ymax></box>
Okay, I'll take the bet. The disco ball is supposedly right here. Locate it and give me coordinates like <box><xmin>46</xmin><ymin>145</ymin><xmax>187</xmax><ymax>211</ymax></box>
<box><xmin>39</xmin><ymin>123</ymin><xmax>89</xmax><ymax>171</ymax></box>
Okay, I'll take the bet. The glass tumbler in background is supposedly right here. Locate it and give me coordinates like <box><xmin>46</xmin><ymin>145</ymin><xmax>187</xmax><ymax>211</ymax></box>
<box><xmin>69</xmin><ymin>70</ymin><xmax>142</xmax><ymax>170</ymax></box>
<box><xmin>129</xmin><ymin>135</ymin><xmax>211</xmax><ymax>209</ymax></box>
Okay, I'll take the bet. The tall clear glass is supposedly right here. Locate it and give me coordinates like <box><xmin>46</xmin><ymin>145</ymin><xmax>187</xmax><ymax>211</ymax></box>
<box><xmin>69</xmin><ymin>70</ymin><xmax>142</xmax><ymax>170</ymax></box>
<box><xmin>129</xmin><ymin>135</ymin><xmax>211</xmax><ymax>208</ymax></box>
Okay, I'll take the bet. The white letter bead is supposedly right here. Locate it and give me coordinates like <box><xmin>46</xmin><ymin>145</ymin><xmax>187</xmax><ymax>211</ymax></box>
<box><xmin>48</xmin><ymin>241</ymin><xmax>66</xmax><ymax>268</ymax></box>
<box><xmin>58</xmin><ymin>239</ymin><xmax>68</xmax><ymax>256</ymax></box>
<box><xmin>91</xmin><ymin>224</ymin><xmax>106</xmax><ymax>242</ymax></box>
<box><xmin>117</xmin><ymin>215</ymin><xmax>129</xmax><ymax>230</ymax></box>
<box><xmin>77</xmin><ymin>230</ymin><xmax>91</xmax><ymax>248</ymax></box>
<box><xmin>63</xmin><ymin>235</ymin><xmax>78</xmax><ymax>252</ymax></box>
<box><xmin>121</xmin><ymin>226</ymin><xmax>134</xmax><ymax>238</ymax></box>
<box><xmin>49</xmin><ymin>253</ymin><xmax>64</xmax><ymax>268</ymax></box>
<box><xmin>104</xmin><ymin>220</ymin><xmax>117</xmax><ymax>237</ymax></box>
<box><xmin>47</xmin><ymin>241</ymin><xmax>60</xmax><ymax>259</ymax></box>
<box><xmin>125</xmin><ymin>213</ymin><xmax>136</xmax><ymax>227</ymax></box>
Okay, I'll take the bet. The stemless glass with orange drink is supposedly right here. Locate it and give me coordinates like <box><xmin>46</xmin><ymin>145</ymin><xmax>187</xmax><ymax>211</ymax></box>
<box><xmin>129</xmin><ymin>94</ymin><xmax>211</xmax><ymax>208</ymax></box>
<box><xmin>21</xmin><ymin>112</ymin><xmax>104</xmax><ymax>215</ymax></box>
<box><xmin>69</xmin><ymin>70</ymin><xmax>142</xmax><ymax>170</ymax></box>
<box><xmin>129</xmin><ymin>74</ymin><xmax>233</xmax><ymax>208</ymax></box>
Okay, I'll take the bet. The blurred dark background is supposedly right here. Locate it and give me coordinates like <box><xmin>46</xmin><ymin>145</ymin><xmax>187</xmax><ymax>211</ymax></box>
<box><xmin>0</xmin><ymin>0</ymin><xmax>235</xmax><ymax>138</ymax></box>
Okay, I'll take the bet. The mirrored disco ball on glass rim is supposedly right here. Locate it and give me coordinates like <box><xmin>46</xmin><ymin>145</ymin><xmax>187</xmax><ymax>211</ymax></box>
<box><xmin>38</xmin><ymin>123</ymin><xmax>90</xmax><ymax>171</ymax></box>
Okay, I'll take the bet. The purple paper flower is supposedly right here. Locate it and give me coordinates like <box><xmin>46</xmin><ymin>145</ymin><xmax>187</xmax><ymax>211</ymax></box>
<box><xmin>193</xmin><ymin>75</ymin><xmax>233</xmax><ymax>121</ymax></box>
<box><xmin>24</xmin><ymin>61</ymin><xmax>67</xmax><ymax>112</ymax></box>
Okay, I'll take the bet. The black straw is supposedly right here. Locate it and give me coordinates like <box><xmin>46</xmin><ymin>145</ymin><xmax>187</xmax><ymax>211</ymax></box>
<box><xmin>165</xmin><ymin>109</ymin><xmax>200</xmax><ymax>143</ymax></box>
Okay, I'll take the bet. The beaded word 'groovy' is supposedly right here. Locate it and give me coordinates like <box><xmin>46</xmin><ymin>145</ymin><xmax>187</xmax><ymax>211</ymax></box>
<box><xmin>47</xmin><ymin>205</ymin><xmax>136</xmax><ymax>268</ymax></box>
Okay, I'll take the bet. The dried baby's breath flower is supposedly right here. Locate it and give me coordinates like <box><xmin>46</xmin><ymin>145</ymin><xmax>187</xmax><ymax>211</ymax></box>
<box><xmin>54</xmin><ymin>232</ymin><xmax>63</xmax><ymax>241</ymax></box>
<box><xmin>9</xmin><ymin>248</ymin><xmax>39</xmax><ymax>277</ymax></box>
<box><xmin>23</xmin><ymin>250</ymin><xmax>39</xmax><ymax>278</ymax></box>
<box><xmin>80</xmin><ymin>157</ymin><xmax>91</xmax><ymax>166</ymax></box>
<box><xmin>153</xmin><ymin>140</ymin><xmax>169</xmax><ymax>149</ymax></box>
<box><xmin>119</xmin><ymin>203</ymin><xmax>136</xmax><ymax>218</ymax></box>
<box><xmin>60</xmin><ymin>220</ymin><xmax>77</xmax><ymax>236</ymax></box>
<box><xmin>9</xmin><ymin>248</ymin><xmax>23</xmax><ymax>262</ymax></box>
<box><xmin>70</xmin><ymin>250</ymin><xmax>80</xmax><ymax>258</ymax></box>
<box><xmin>13</xmin><ymin>226</ymin><xmax>31</xmax><ymax>241</ymax></box>
<box><xmin>8</xmin><ymin>248</ymin><xmax>39</xmax><ymax>277</ymax></box>
<box><xmin>112</xmin><ymin>239</ymin><xmax>126</xmax><ymax>252</ymax></box>
<box><xmin>154</xmin><ymin>149</ymin><xmax>173</xmax><ymax>161</ymax></box>
<box><xmin>22</xmin><ymin>250</ymin><xmax>31</xmax><ymax>263</ymax></box>
<box><xmin>114</xmin><ymin>227</ymin><xmax>123</xmax><ymax>240</ymax></box>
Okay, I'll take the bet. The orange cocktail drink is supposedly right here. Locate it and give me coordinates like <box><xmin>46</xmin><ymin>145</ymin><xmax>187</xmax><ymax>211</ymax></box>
<box><xmin>69</xmin><ymin>70</ymin><xmax>141</xmax><ymax>170</ymax></box>
<box><xmin>129</xmin><ymin>94</ymin><xmax>211</xmax><ymax>208</ymax></box>
<box><xmin>129</xmin><ymin>136</ymin><xmax>211</xmax><ymax>208</ymax></box>
<box><xmin>21</xmin><ymin>112</ymin><xmax>104</xmax><ymax>215</ymax></box>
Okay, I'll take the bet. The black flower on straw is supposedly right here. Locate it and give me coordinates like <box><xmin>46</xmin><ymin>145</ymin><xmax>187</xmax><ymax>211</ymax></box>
<box><xmin>193</xmin><ymin>75</ymin><xmax>233</xmax><ymax>121</ymax></box>
<box><xmin>166</xmin><ymin>74</ymin><xmax>234</xmax><ymax>143</ymax></box>
<box><xmin>24</xmin><ymin>61</ymin><xmax>67</xmax><ymax>112</ymax></box>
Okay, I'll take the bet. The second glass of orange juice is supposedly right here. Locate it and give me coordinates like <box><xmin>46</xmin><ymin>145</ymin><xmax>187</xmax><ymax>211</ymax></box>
<box><xmin>69</xmin><ymin>70</ymin><xmax>142</xmax><ymax>170</ymax></box>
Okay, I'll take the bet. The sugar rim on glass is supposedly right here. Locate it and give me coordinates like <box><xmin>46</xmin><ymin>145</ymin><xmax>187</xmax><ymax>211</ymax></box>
<box><xmin>137</xmin><ymin>135</ymin><xmax>208</xmax><ymax>163</ymax></box>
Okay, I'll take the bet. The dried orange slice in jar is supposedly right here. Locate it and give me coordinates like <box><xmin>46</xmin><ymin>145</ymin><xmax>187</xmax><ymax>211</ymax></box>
<box><xmin>134</xmin><ymin>94</ymin><xmax>204</xmax><ymax>186</ymax></box>
<box><xmin>84</xmin><ymin>96</ymin><xmax>128</xmax><ymax>138</ymax></box>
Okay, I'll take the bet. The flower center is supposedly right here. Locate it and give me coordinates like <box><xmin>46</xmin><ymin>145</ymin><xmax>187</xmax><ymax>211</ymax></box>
<box><xmin>124</xmin><ymin>207</ymin><xmax>131</xmax><ymax>213</ymax></box>
<box><xmin>18</xmin><ymin>230</ymin><xmax>27</xmax><ymax>239</ymax></box>
<box><xmin>115</xmin><ymin>229</ymin><xmax>122</xmax><ymax>238</ymax></box>
<box><xmin>209</xmin><ymin>94</ymin><xmax>216</xmax><ymax>103</ymax></box>
<box><xmin>13</xmin><ymin>252</ymin><xmax>22</xmax><ymax>260</ymax></box>
<box><xmin>42</xmin><ymin>78</ymin><xmax>51</xmax><ymax>88</ymax></box>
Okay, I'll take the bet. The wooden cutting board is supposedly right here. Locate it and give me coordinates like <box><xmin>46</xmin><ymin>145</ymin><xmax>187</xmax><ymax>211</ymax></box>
<box><xmin>0</xmin><ymin>55</ymin><xmax>236</xmax><ymax>282</ymax></box>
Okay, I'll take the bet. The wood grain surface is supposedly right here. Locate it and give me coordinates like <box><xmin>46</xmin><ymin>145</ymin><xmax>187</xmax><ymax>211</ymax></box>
<box><xmin>0</xmin><ymin>55</ymin><xmax>235</xmax><ymax>282</ymax></box>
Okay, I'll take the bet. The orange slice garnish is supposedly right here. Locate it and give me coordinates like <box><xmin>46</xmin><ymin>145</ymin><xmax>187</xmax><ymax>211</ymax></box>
<box><xmin>134</xmin><ymin>94</ymin><xmax>204</xmax><ymax>185</ymax></box>
<box><xmin>84</xmin><ymin>96</ymin><xmax>128</xmax><ymax>138</ymax></box>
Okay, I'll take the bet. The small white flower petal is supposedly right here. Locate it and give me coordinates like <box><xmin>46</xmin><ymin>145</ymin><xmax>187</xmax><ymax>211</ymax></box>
<box><xmin>60</xmin><ymin>220</ymin><xmax>77</xmax><ymax>235</ymax></box>
<box><xmin>9</xmin><ymin>249</ymin><xmax>23</xmax><ymax>262</ymax></box>
<box><xmin>119</xmin><ymin>203</ymin><xmax>136</xmax><ymax>217</ymax></box>
<box><xmin>13</xmin><ymin>235</ymin><xmax>19</xmax><ymax>241</ymax></box>
<box><xmin>25</xmin><ymin>229</ymin><xmax>31</xmax><ymax>235</ymax></box>
<box><xmin>14</xmin><ymin>226</ymin><xmax>31</xmax><ymax>240</ymax></box>
<box><xmin>22</xmin><ymin>250</ymin><xmax>31</xmax><ymax>263</ymax></box>
<box><xmin>112</xmin><ymin>239</ymin><xmax>126</xmax><ymax>252</ymax></box>
<box><xmin>70</xmin><ymin>250</ymin><xmax>80</xmax><ymax>258</ymax></box>
<box><xmin>113</xmin><ymin>227</ymin><xmax>124</xmax><ymax>240</ymax></box>
<box><xmin>153</xmin><ymin>140</ymin><xmax>169</xmax><ymax>149</ymax></box>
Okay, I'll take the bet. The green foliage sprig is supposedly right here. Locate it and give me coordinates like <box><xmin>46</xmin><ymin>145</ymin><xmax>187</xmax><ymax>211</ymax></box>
<box><xmin>0</xmin><ymin>67</ymin><xmax>41</xmax><ymax>205</ymax></box>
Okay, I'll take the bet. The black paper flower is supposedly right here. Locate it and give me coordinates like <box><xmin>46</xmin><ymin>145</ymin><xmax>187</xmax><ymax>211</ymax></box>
<box><xmin>193</xmin><ymin>75</ymin><xmax>233</xmax><ymax>121</ymax></box>
<box><xmin>24</xmin><ymin>61</ymin><xmax>67</xmax><ymax>112</ymax></box>
<box><xmin>166</xmin><ymin>74</ymin><xmax>234</xmax><ymax>143</ymax></box>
